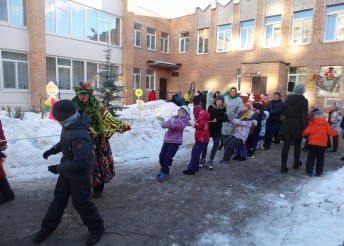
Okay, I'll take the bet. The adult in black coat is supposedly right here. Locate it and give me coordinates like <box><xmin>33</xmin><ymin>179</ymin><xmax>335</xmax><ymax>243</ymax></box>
<box><xmin>33</xmin><ymin>100</ymin><xmax>104</xmax><ymax>245</ymax></box>
<box><xmin>263</xmin><ymin>92</ymin><xmax>284</xmax><ymax>149</ymax></box>
<box><xmin>200</xmin><ymin>95</ymin><xmax>228</xmax><ymax>170</ymax></box>
<box><xmin>279</xmin><ymin>84</ymin><xmax>308</xmax><ymax>173</ymax></box>
<box><xmin>193</xmin><ymin>91</ymin><xmax>202</xmax><ymax>106</ymax></box>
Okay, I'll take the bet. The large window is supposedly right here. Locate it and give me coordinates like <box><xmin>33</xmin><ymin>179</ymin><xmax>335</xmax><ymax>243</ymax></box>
<box><xmin>1</xmin><ymin>51</ymin><xmax>29</xmax><ymax>89</ymax></box>
<box><xmin>133</xmin><ymin>68</ymin><xmax>141</xmax><ymax>89</ymax></box>
<box><xmin>134</xmin><ymin>23</ymin><xmax>141</xmax><ymax>47</ymax></box>
<box><xmin>217</xmin><ymin>24</ymin><xmax>231</xmax><ymax>52</ymax></box>
<box><xmin>0</xmin><ymin>0</ymin><xmax>27</xmax><ymax>26</ymax></box>
<box><xmin>324</xmin><ymin>4</ymin><xmax>344</xmax><ymax>42</ymax></box>
<box><xmin>264</xmin><ymin>15</ymin><xmax>282</xmax><ymax>47</ymax></box>
<box><xmin>240</xmin><ymin>20</ymin><xmax>255</xmax><ymax>50</ymax></box>
<box><xmin>291</xmin><ymin>9</ymin><xmax>313</xmax><ymax>45</ymax></box>
<box><xmin>197</xmin><ymin>28</ymin><xmax>209</xmax><ymax>54</ymax></box>
<box><xmin>161</xmin><ymin>32</ymin><xmax>169</xmax><ymax>53</ymax></box>
<box><xmin>45</xmin><ymin>0</ymin><xmax>121</xmax><ymax>46</ymax></box>
<box><xmin>146</xmin><ymin>70</ymin><xmax>155</xmax><ymax>90</ymax></box>
<box><xmin>147</xmin><ymin>27</ymin><xmax>156</xmax><ymax>51</ymax></box>
<box><xmin>46</xmin><ymin>57</ymin><xmax>120</xmax><ymax>90</ymax></box>
<box><xmin>179</xmin><ymin>32</ymin><xmax>189</xmax><ymax>53</ymax></box>
<box><xmin>287</xmin><ymin>67</ymin><xmax>307</xmax><ymax>92</ymax></box>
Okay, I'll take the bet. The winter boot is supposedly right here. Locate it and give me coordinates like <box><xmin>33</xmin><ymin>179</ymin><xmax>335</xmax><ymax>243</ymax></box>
<box><xmin>158</xmin><ymin>171</ymin><xmax>169</xmax><ymax>182</ymax></box>
<box><xmin>0</xmin><ymin>178</ymin><xmax>15</xmax><ymax>205</ymax></box>
<box><xmin>32</xmin><ymin>230</ymin><xmax>49</xmax><ymax>243</ymax></box>
<box><xmin>207</xmin><ymin>159</ymin><xmax>213</xmax><ymax>170</ymax></box>
<box><xmin>199</xmin><ymin>159</ymin><xmax>205</xmax><ymax>169</ymax></box>
<box><xmin>86</xmin><ymin>228</ymin><xmax>104</xmax><ymax>245</ymax></box>
<box><xmin>331</xmin><ymin>148</ymin><xmax>337</xmax><ymax>152</ymax></box>
<box><xmin>293</xmin><ymin>161</ymin><xmax>302</xmax><ymax>169</ymax></box>
<box><xmin>183</xmin><ymin>169</ymin><xmax>195</xmax><ymax>175</ymax></box>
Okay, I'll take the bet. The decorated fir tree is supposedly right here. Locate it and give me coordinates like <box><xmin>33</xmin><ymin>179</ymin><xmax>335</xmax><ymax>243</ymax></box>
<box><xmin>96</xmin><ymin>48</ymin><xmax>125</xmax><ymax>115</ymax></box>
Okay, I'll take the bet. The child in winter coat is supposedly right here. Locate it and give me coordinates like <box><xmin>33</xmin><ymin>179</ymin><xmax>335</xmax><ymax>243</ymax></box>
<box><xmin>200</xmin><ymin>95</ymin><xmax>228</xmax><ymax>170</ymax></box>
<box><xmin>327</xmin><ymin>101</ymin><xmax>343</xmax><ymax>152</ymax></box>
<box><xmin>33</xmin><ymin>100</ymin><xmax>104</xmax><ymax>245</ymax></box>
<box><xmin>302</xmin><ymin>105</ymin><xmax>319</xmax><ymax>152</ymax></box>
<box><xmin>0</xmin><ymin>120</ymin><xmax>15</xmax><ymax>205</ymax></box>
<box><xmin>183</xmin><ymin>105</ymin><xmax>210</xmax><ymax>175</ymax></box>
<box><xmin>246</xmin><ymin>102</ymin><xmax>265</xmax><ymax>158</ymax></box>
<box><xmin>158</xmin><ymin>105</ymin><xmax>190</xmax><ymax>182</ymax></box>
<box><xmin>303</xmin><ymin>110</ymin><xmax>340</xmax><ymax>176</ymax></box>
<box><xmin>221</xmin><ymin>110</ymin><xmax>257</xmax><ymax>163</ymax></box>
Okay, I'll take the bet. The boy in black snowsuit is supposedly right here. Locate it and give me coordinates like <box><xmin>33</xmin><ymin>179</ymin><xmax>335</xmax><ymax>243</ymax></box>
<box><xmin>33</xmin><ymin>100</ymin><xmax>104</xmax><ymax>245</ymax></box>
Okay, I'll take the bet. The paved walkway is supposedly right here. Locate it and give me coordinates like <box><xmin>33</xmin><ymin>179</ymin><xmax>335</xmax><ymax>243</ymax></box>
<box><xmin>1</xmin><ymin>142</ymin><xmax>343</xmax><ymax>246</ymax></box>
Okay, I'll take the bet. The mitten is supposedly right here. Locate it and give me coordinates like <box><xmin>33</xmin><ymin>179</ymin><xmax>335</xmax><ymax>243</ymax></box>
<box><xmin>48</xmin><ymin>165</ymin><xmax>59</xmax><ymax>174</ymax></box>
<box><xmin>0</xmin><ymin>151</ymin><xmax>6</xmax><ymax>159</ymax></box>
<box><xmin>43</xmin><ymin>149</ymin><xmax>55</xmax><ymax>159</ymax></box>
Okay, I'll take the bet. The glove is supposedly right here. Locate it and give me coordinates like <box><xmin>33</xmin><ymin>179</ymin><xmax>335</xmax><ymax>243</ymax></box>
<box><xmin>0</xmin><ymin>151</ymin><xmax>6</xmax><ymax>159</ymax></box>
<box><xmin>48</xmin><ymin>165</ymin><xmax>59</xmax><ymax>174</ymax></box>
<box><xmin>43</xmin><ymin>149</ymin><xmax>55</xmax><ymax>159</ymax></box>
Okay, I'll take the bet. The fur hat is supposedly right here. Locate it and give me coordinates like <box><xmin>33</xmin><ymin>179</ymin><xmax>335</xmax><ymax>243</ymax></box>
<box><xmin>332</xmin><ymin>101</ymin><xmax>343</xmax><ymax>110</ymax></box>
<box><xmin>293</xmin><ymin>84</ymin><xmax>305</xmax><ymax>95</ymax></box>
<box><xmin>215</xmin><ymin>95</ymin><xmax>225</xmax><ymax>103</ymax></box>
<box><xmin>179</xmin><ymin>105</ymin><xmax>190</xmax><ymax>116</ymax></box>
<box><xmin>75</xmin><ymin>82</ymin><xmax>94</xmax><ymax>95</ymax></box>
<box><xmin>52</xmin><ymin>100</ymin><xmax>77</xmax><ymax>122</ymax></box>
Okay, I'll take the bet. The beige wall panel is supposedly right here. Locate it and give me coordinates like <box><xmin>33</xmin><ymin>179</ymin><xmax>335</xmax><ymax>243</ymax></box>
<box><xmin>216</xmin><ymin>1</ymin><xmax>234</xmax><ymax>25</ymax></box>
<box><xmin>196</xmin><ymin>6</ymin><xmax>212</xmax><ymax>29</ymax></box>
<box><xmin>293</xmin><ymin>0</ymin><xmax>316</xmax><ymax>11</ymax></box>
<box><xmin>240</xmin><ymin>0</ymin><xmax>258</xmax><ymax>21</ymax></box>
<box><xmin>265</xmin><ymin>0</ymin><xmax>285</xmax><ymax>16</ymax></box>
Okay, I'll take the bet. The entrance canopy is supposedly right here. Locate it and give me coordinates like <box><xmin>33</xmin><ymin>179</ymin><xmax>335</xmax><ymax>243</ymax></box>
<box><xmin>147</xmin><ymin>60</ymin><xmax>182</xmax><ymax>68</ymax></box>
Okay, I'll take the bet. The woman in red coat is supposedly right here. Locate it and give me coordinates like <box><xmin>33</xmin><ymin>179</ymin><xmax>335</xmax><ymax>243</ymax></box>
<box><xmin>0</xmin><ymin>120</ymin><xmax>15</xmax><ymax>204</ymax></box>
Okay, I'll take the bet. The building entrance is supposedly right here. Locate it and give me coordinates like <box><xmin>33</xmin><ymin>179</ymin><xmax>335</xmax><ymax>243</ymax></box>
<box><xmin>251</xmin><ymin>76</ymin><xmax>267</xmax><ymax>94</ymax></box>
<box><xmin>159</xmin><ymin>78</ymin><xmax>167</xmax><ymax>100</ymax></box>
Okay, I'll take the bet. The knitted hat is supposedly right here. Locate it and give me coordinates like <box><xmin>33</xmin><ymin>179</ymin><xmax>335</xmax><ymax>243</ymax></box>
<box><xmin>293</xmin><ymin>84</ymin><xmax>305</xmax><ymax>95</ymax></box>
<box><xmin>179</xmin><ymin>105</ymin><xmax>190</xmax><ymax>116</ymax></box>
<box><xmin>243</xmin><ymin>103</ymin><xmax>251</xmax><ymax>111</ymax></box>
<box><xmin>52</xmin><ymin>100</ymin><xmax>77</xmax><ymax>122</ymax></box>
<box><xmin>253</xmin><ymin>102</ymin><xmax>263</xmax><ymax>110</ymax></box>
<box><xmin>312</xmin><ymin>110</ymin><xmax>324</xmax><ymax>118</ymax></box>
<box><xmin>215</xmin><ymin>95</ymin><xmax>225</xmax><ymax>103</ymax></box>
<box><xmin>332</xmin><ymin>101</ymin><xmax>343</xmax><ymax>110</ymax></box>
<box><xmin>75</xmin><ymin>82</ymin><xmax>94</xmax><ymax>95</ymax></box>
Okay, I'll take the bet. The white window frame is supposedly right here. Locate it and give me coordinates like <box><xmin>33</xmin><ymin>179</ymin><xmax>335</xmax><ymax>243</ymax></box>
<box><xmin>240</xmin><ymin>20</ymin><xmax>255</xmax><ymax>50</ymax></box>
<box><xmin>146</xmin><ymin>70</ymin><xmax>155</xmax><ymax>90</ymax></box>
<box><xmin>264</xmin><ymin>15</ymin><xmax>282</xmax><ymax>48</ymax></box>
<box><xmin>287</xmin><ymin>67</ymin><xmax>307</xmax><ymax>94</ymax></box>
<box><xmin>197</xmin><ymin>28</ymin><xmax>210</xmax><ymax>54</ymax></box>
<box><xmin>0</xmin><ymin>0</ymin><xmax>27</xmax><ymax>26</ymax></box>
<box><xmin>291</xmin><ymin>9</ymin><xmax>313</xmax><ymax>45</ymax></box>
<box><xmin>217</xmin><ymin>24</ymin><xmax>231</xmax><ymax>52</ymax></box>
<box><xmin>161</xmin><ymin>31</ymin><xmax>169</xmax><ymax>54</ymax></box>
<box><xmin>324</xmin><ymin>4</ymin><xmax>344</xmax><ymax>42</ymax></box>
<box><xmin>1</xmin><ymin>51</ymin><xmax>29</xmax><ymax>90</ymax></box>
<box><xmin>179</xmin><ymin>32</ymin><xmax>189</xmax><ymax>53</ymax></box>
<box><xmin>134</xmin><ymin>23</ymin><xmax>141</xmax><ymax>47</ymax></box>
<box><xmin>133</xmin><ymin>67</ymin><xmax>142</xmax><ymax>89</ymax></box>
<box><xmin>147</xmin><ymin>27</ymin><xmax>156</xmax><ymax>51</ymax></box>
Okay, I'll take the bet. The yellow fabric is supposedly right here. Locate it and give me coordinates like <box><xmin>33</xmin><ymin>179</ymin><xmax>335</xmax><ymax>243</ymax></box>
<box><xmin>90</xmin><ymin>107</ymin><xmax>130</xmax><ymax>138</ymax></box>
<box><xmin>184</xmin><ymin>93</ymin><xmax>190</xmax><ymax>101</ymax></box>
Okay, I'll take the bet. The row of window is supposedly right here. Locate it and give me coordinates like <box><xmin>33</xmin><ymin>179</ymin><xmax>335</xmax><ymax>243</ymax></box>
<box><xmin>45</xmin><ymin>0</ymin><xmax>121</xmax><ymax>46</ymax></box>
<box><xmin>133</xmin><ymin>68</ymin><xmax>155</xmax><ymax>91</ymax></box>
<box><xmin>0</xmin><ymin>50</ymin><xmax>121</xmax><ymax>91</ymax></box>
<box><xmin>134</xmin><ymin>4</ymin><xmax>344</xmax><ymax>54</ymax></box>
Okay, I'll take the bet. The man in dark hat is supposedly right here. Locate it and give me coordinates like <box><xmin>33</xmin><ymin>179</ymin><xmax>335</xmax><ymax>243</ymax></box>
<box><xmin>33</xmin><ymin>100</ymin><xmax>104</xmax><ymax>245</ymax></box>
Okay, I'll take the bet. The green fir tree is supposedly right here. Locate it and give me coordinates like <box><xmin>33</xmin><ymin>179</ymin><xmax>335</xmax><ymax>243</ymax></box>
<box><xmin>96</xmin><ymin>48</ymin><xmax>125</xmax><ymax>115</ymax></box>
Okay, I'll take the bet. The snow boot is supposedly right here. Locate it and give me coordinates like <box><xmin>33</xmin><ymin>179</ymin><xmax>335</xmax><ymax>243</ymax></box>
<box><xmin>183</xmin><ymin>169</ymin><xmax>195</xmax><ymax>175</ymax></box>
<box><xmin>0</xmin><ymin>178</ymin><xmax>15</xmax><ymax>205</ymax></box>
<box><xmin>207</xmin><ymin>159</ymin><xmax>213</xmax><ymax>170</ymax></box>
<box><xmin>32</xmin><ymin>230</ymin><xmax>49</xmax><ymax>243</ymax></box>
<box><xmin>158</xmin><ymin>171</ymin><xmax>169</xmax><ymax>182</ymax></box>
<box><xmin>199</xmin><ymin>159</ymin><xmax>205</xmax><ymax>169</ymax></box>
<box><xmin>86</xmin><ymin>228</ymin><xmax>104</xmax><ymax>245</ymax></box>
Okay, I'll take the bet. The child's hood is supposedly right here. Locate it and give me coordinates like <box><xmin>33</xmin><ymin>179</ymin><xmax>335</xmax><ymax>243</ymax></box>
<box><xmin>196</xmin><ymin>110</ymin><xmax>210</xmax><ymax>121</ymax></box>
<box><xmin>311</xmin><ymin>117</ymin><xmax>328</xmax><ymax>126</ymax></box>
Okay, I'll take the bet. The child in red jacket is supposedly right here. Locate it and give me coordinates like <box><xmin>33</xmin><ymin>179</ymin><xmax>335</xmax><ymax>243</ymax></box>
<box><xmin>0</xmin><ymin>120</ymin><xmax>15</xmax><ymax>204</ymax></box>
<box><xmin>303</xmin><ymin>110</ymin><xmax>340</xmax><ymax>177</ymax></box>
<box><xmin>183</xmin><ymin>105</ymin><xmax>210</xmax><ymax>175</ymax></box>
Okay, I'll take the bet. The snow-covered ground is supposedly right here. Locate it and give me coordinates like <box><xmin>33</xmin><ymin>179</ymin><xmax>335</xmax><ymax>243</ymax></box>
<box><xmin>1</xmin><ymin>100</ymin><xmax>344</xmax><ymax>246</ymax></box>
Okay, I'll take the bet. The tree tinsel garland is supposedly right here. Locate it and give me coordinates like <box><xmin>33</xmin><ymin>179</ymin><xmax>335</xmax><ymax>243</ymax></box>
<box><xmin>72</xmin><ymin>95</ymin><xmax>105</xmax><ymax>137</ymax></box>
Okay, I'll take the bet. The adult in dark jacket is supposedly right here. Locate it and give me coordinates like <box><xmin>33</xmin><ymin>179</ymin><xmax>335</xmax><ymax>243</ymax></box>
<box><xmin>201</xmin><ymin>91</ymin><xmax>207</xmax><ymax>110</ymax></box>
<box><xmin>279</xmin><ymin>84</ymin><xmax>308</xmax><ymax>173</ymax></box>
<box><xmin>263</xmin><ymin>92</ymin><xmax>284</xmax><ymax>150</ymax></box>
<box><xmin>33</xmin><ymin>100</ymin><xmax>104</xmax><ymax>245</ymax></box>
<box><xmin>193</xmin><ymin>91</ymin><xmax>202</xmax><ymax>105</ymax></box>
<box><xmin>200</xmin><ymin>95</ymin><xmax>228</xmax><ymax>170</ymax></box>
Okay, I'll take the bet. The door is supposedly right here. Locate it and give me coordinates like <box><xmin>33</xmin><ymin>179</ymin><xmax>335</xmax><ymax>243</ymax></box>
<box><xmin>159</xmin><ymin>78</ymin><xmax>167</xmax><ymax>100</ymax></box>
<box><xmin>251</xmin><ymin>76</ymin><xmax>267</xmax><ymax>94</ymax></box>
